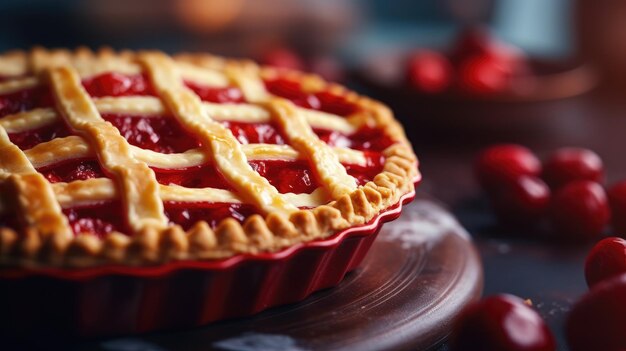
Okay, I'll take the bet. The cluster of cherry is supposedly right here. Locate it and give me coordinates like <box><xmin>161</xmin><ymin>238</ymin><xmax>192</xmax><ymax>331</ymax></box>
<box><xmin>406</xmin><ymin>27</ymin><xmax>528</xmax><ymax>95</ymax></box>
<box><xmin>449</xmin><ymin>144</ymin><xmax>626</xmax><ymax>350</ymax></box>
<box><xmin>475</xmin><ymin>144</ymin><xmax>613</xmax><ymax>241</ymax></box>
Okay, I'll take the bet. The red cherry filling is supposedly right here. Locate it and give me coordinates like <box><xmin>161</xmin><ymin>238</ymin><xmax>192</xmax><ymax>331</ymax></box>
<box><xmin>264</xmin><ymin>78</ymin><xmax>358</xmax><ymax>116</ymax></box>
<box><xmin>102</xmin><ymin>114</ymin><xmax>200</xmax><ymax>153</ymax></box>
<box><xmin>82</xmin><ymin>73</ymin><xmax>155</xmax><ymax>97</ymax></box>
<box><xmin>60</xmin><ymin>201</ymin><xmax>260</xmax><ymax>236</ymax></box>
<box><xmin>154</xmin><ymin>156</ymin><xmax>383</xmax><ymax>193</ymax></box>
<box><xmin>265</xmin><ymin>78</ymin><xmax>321</xmax><ymax>110</ymax></box>
<box><xmin>348</xmin><ymin>127</ymin><xmax>396</xmax><ymax>152</ymax></box>
<box><xmin>224</xmin><ymin>121</ymin><xmax>285</xmax><ymax>145</ymax></box>
<box><xmin>104</xmin><ymin>116</ymin><xmax>285</xmax><ymax>152</ymax></box>
<box><xmin>8</xmin><ymin>122</ymin><xmax>71</xmax><ymax>150</ymax></box>
<box><xmin>315</xmin><ymin>127</ymin><xmax>395</xmax><ymax>152</ymax></box>
<box><xmin>344</xmin><ymin>152</ymin><xmax>385</xmax><ymax>186</ymax></box>
<box><xmin>153</xmin><ymin>164</ymin><xmax>231</xmax><ymax>190</ymax></box>
<box><xmin>0</xmin><ymin>86</ymin><xmax>54</xmax><ymax>118</ymax></box>
<box><xmin>164</xmin><ymin>202</ymin><xmax>258</xmax><ymax>230</ymax></box>
<box><xmin>154</xmin><ymin>160</ymin><xmax>320</xmax><ymax>194</ymax></box>
<box><xmin>184</xmin><ymin>83</ymin><xmax>245</xmax><ymax>103</ymax></box>
<box><xmin>475</xmin><ymin>144</ymin><xmax>541</xmax><ymax>192</ymax></box>
<box><xmin>38</xmin><ymin>159</ymin><xmax>105</xmax><ymax>183</ymax></box>
<box><xmin>63</xmin><ymin>202</ymin><xmax>126</xmax><ymax>238</ymax></box>
<box><xmin>250</xmin><ymin>160</ymin><xmax>317</xmax><ymax>194</ymax></box>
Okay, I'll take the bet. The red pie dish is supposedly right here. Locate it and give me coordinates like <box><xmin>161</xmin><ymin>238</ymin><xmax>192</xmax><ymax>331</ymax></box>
<box><xmin>0</xmin><ymin>48</ymin><xmax>419</xmax><ymax>337</ymax></box>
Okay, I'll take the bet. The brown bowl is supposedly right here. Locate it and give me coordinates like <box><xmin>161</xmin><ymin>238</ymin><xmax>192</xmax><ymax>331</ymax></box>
<box><xmin>355</xmin><ymin>53</ymin><xmax>598</xmax><ymax>145</ymax></box>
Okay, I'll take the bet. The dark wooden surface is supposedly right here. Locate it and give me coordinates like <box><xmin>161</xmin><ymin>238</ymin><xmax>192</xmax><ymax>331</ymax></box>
<box><xmin>62</xmin><ymin>197</ymin><xmax>482</xmax><ymax>351</ymax></box>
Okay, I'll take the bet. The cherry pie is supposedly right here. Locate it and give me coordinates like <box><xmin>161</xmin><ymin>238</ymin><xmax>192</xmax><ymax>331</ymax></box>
<box><xmin>0</xmin><ymin>48</ymin><xmax>419</xmax><ymax>267</ymax></box>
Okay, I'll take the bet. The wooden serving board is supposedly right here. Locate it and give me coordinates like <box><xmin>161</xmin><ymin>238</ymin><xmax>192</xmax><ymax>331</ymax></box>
<box><xmin>70</xmin><ymin>195</ymin><xmax>483</xmax><ymax>351</ymax></box>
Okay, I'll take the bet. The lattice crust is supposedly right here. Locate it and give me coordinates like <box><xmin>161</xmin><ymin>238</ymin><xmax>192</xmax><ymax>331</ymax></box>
<box><xmin>0</xmin><ymin>48</ymin><xmax>419</xmax><ymax>267</ymax></box>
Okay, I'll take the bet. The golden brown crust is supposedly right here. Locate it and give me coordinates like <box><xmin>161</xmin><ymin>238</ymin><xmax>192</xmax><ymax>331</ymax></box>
<box><xmin>0</xmin><ymin>48</ymin><xmax>419</xmax><ymax>267</ymax></box>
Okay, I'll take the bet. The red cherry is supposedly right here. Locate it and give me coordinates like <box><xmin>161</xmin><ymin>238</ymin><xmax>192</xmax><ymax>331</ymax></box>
<box><xmin>406</xmin><ymin>50</ymin><xmax>453</xmax><ymax>93</ymax></box>
<box><xmin>260</xmin><ymin>48</ymin><xmax>305</xmax><ymax>71</ymax></box>
<box><xmin>608</xmin><ymin>180</ymin><xmax>626</xmax><ymax>235</ymax></box>
<box><xmin>475</xmin><ymin>144</ymin><xmax>541</xmax><ymax>191</ymax></box>
<box><xmin>567</xmin><ymin>273</ymin><xmax>626</xmax><ymax>351</ymax></box>
<box><xmin>542</xmin><ymin>148</ymin><xmax>604</xmax><ymax>189</ymax></box>
<box><xmin>452</xmin><ymin>26</ymin><xmax>527</xmax><ymax>67</ymax></box>
<box><xmin>450</xmin><ymin>294</ymin><xmax>556</xmax><ymax>351</ymax></box>
<box><xmin>585</xmin><ymin>237</ymin><xmax>626</xmax><ymax>287</ymax></box>
<box><xmin>489</xmin><ymin>175</ymin><xmax>550</xmax><ymax>224</ymax></box>
<box><xmin>458</xmin><ymin>54</ymin><xmax>512</xmax><ymax>94</ymax></box>
<box><xmin>550</xmin><ymin>180</ymin><xmax>610</xmax><ymax>241</ymax></box>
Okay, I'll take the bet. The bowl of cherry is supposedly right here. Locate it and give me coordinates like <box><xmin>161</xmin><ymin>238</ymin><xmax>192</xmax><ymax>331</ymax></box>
<box><xmin>356</xmin><ymin>27</ymin><xmax>598</xmax><ymax>143</ymax></box>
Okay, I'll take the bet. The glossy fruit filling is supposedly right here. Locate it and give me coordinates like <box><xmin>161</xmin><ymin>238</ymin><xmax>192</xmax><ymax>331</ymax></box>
<box><xmin>153</xmin><ymin>160</ymin><xmax>322</xmax><ymax>194</ymax></box>
<box><xmin>164</xmin><ymin>202</ymin><xmax>258</xmax><ymax>230</ymax></box>
<box><xmin>153</xmin><ymin>163</ymin><xmax>231</xmax><ymax>189</ymax></box>
<box><xmin>315</xmin><ymin>126</ymin><xmax>395</xmax><ymax>152</ymax></box>
<box><xmin>39</xmin><ymin>159</ymin><xmax>105</xmax><ymax>183</ymax></box>
<box><xmin>265</xmin><ymin>78</ymin><xmax>358</xmax><ymax>116</ymax></box>
<box><xmin>8</xmin><ymin>122</ymin><xmax>70</xmax><ymax>150</ymax></box>
<box><xmin>102</xmin><ymin>114</ymin><xmax>201</xmax><ymax>153</ymax></box>
<box><xmin>0</xmin><ymin>86</ymin><xmax>54</xmax><ymax>118</ymax></box>
<box><xmin>64</xmin><ymin>202</ymin><xmax>126</xmax><ymax>239</ymax></box>
<box><xmin>224</xmin><ymin>121</ymin><xmax>285</xmax><ymax>145</ymax></box>
<box><xmin>32</xmin><ymin>154</ymin><xmax>383</xmax><ymax>236</ymax></box>
<box><xmin>251</xmin><ymin>160</ymin><xmax>317</xmax><ymax>194</ymax></box>
<box><xmin>63</xmin><ymin>201</ymin><xmax>261</xmax><ymax>237</ymax></box>
<box><xmin>82</xmin><ymin>73</ymin><xmax>247</xmax><ymax>103</ymax></box>
<box><xmin>82</xmin><ymin>73</ymin><xmax>155</xmax><ymax>97</ymax></box>
<box><xmin>344</xmin><ymin>152</ymin><xmax>386</xmax><ymax>186</ymax></box>
<box><xmin>185</xmin><ymin>82</ymin><xmax>245</xmax><ymax>104</ymax></box>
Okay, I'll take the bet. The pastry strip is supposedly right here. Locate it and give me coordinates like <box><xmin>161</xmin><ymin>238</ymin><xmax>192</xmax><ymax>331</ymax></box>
<box><xmin>47</xmin><ymin>66</ymin><xmax>168</xmax><ymax>232</ymax></box>
<box><xmin>139</xmin><ymin>52</ymin><xmax>297</xmax><ymax>216</ymax></box>
<box><xmin>0</xmin><ymin>97</ymin><xmax>356</xmax><ymax>135</ymax></box>
<box><xmin>0</xmin><ymin>126</ymin><xmax>71</xmax><ymax>238</ymax></box>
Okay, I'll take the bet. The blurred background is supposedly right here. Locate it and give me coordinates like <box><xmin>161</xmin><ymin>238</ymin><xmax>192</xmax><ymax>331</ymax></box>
<box><xmin>0</xmin><ymin>0</ymin><xmax>576</xmax><ymax>62</ymax></box>
<box><xmin>2</xmin><ymin>1</ymin><xmax>626</xmax><ymax>350</ymax></box>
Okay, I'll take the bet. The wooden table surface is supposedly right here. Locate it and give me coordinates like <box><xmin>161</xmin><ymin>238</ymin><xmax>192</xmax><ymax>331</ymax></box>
<box><xmin>387</xmin><ymin>87</ymin><xmax>626</xmax><ymax>351</ymax></box>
